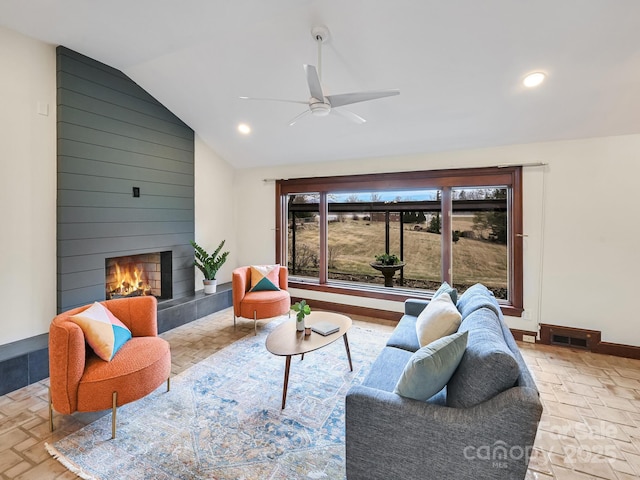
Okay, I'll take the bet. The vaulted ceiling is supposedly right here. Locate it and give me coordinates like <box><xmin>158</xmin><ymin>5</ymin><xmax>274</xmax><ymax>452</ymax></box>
<box><xmin>2</xmin><ymin>0</ymin><xmax>639</xmax><ymax>168</ymax></box>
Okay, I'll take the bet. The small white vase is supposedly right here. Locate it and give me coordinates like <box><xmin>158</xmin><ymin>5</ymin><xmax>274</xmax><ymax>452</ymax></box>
<box><xmin>296</xmin><ymin>317</ymin><xmax>305</xmax><ymax>331</ymax></box>
<box><xmin>203</xmin><ymin>279</ymin><xmax>217</xmax><ymax>294</ymax></box>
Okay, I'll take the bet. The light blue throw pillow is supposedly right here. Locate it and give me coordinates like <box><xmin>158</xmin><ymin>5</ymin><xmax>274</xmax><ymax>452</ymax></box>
<box><xmin>394</xmin><ymin>331</ymin><xmax>468</xmax><ymax>401</ymax></box>
<box><xmin>433</xmin><ymin>281</ymin><xmax>458</xmax><ymax>305</ymax></box>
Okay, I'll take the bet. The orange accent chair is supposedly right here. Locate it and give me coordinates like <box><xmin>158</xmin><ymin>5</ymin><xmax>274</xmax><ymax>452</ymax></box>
<box><xmin>232</xmin><ymin>266</ymin><xmax>291</xmax><ymax>334</ymax></box>
<box><xmin>48</xmin><ymin>296</ymin><xmax>171</xmax><ymax>439</ymax></box>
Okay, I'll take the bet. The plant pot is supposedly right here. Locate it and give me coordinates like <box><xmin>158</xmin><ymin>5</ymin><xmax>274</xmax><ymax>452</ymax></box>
<box><xmin>296</xmin><ymin>318</ymin><xmax>305</xmax><ymax>331</ymax></box>
<box><xmin>203</xmin><ymin>279</ymin><xmax>217</xmax><ymax>294</ymax></box>
<box><xmin>370</xmin><ymin>262</ymin><xmax>405</xmax><ymax>287</ymax></box>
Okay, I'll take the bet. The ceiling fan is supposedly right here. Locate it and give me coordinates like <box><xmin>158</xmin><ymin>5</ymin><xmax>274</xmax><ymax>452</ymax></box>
<box><xmin>240</xmin><ymin>26</ymin><xmax>400</xmax><ymax>126</ymax></box>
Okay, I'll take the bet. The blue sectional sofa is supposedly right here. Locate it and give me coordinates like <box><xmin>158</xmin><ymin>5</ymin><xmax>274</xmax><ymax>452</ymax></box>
<box><xmin>345</xmin><ymin>284</ymin><xmax>542</xmax><ymax>480</ymax></box>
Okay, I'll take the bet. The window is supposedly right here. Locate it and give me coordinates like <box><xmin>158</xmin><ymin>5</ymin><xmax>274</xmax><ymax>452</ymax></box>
<box><xmin>276</xmin><ymin>167</ymin><xmax>523</xmax><ymax>315</ymax></box>
<box><xmin>451</xmin><ymin>187</ymin><xmax>509</xmax><ymax>300</ymax></box>
<box><xmin>287</xmin><ymin>193</ymin><xmax>320</xmax><ymax>280</ymax></box>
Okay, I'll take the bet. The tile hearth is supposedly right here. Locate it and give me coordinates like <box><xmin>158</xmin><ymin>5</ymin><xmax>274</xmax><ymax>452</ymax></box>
<box><xmin>0</xmin><ymin>308</ymin><xmax>639</xmax><ymax>479</ymax></box>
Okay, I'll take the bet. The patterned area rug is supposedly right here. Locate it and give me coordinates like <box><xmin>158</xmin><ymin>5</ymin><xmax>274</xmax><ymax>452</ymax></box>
<box><xmin>46</xmin><ymin>319</ymin><xmax>388</xmax><ymax>479</ymax></box>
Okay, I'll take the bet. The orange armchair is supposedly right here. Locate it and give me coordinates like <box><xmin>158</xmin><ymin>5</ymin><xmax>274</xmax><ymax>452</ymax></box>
<box><xmin>48</xmin><ymin>296</ymin><xmax>171</xmax><ymax>439</ymax></box>
<box><xmin>232</xmin><ymin>265</ymin><xmax>291</xmax><ymax>334</ymax></box>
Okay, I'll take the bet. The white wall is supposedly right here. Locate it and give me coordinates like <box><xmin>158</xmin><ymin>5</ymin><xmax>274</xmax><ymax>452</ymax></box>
<box><xmin>234</xmin><ymin>135</ymin><xmax>640</xmax><ymax>346</ymax></box>
<box><xmin>194</xmin><ymin>135</ymin><xmax>237</xmax><ymax>288</ymax></box>
<box><xmin>536</xmin><ymin>136</ymin><xmax>639</xmax><ymax>345</ymax></box>
<box><xmin>0</xmin><ymin>27</ymin><xmax>57</xmax><ymax>346</ymax></box>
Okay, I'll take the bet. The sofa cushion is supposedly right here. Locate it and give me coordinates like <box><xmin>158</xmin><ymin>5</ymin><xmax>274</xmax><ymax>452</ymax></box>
<box><xmin>456</xmin><ymin>283</ymin><xmax>501</xmax><ymax>319</ymax></box>
<box><xmin>394</xmin><ymin>331</ymin><xmax>468</xmax><ymax>401</ymax></box>
<box><xmin>447</xmin><ymin>307</ymin><xmax>519</xmax><ymax>408</ymax></box>
<box><xmin>238</xmin><ymin>289</ymin><xmax>291</xmax><ymax>320</ymax></box>
<box><xmin>77</xmin><ymin>336</ymin><xmax>171</xmax><ymax>411</ymax></box>
<box><xmin>362</xmin><ymin>346</ymin><xmax>414</xmax><ymax>393</ymax></box>
<box><xmin>433</xmin><ymin>281</ymin><xmax>458</xmax><ymax>305</ymax></box>
<box><xmin>386</xmin><ymin>315</ymin><xmax>421</xmax><ymax>352</ymax></box>
<box><xmin>415</xmin><ymin>292</ymin><xmax>462</xmax><ymax>347</ymax></box>
<box><xmin>249</xmin><ymin>264</ymin><xmax>280</xmax><ymax>291</ymax></box>
<box><xmin>69</xmin><ymin>302</ymin><xmax>132</xmax><ymax>361</ymax></box>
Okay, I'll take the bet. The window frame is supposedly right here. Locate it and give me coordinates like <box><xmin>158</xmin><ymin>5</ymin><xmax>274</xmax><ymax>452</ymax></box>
<box><xmin>276</xmin><ymin>166</ymin><xmax>523</xmax><ymax>316</ymax></box>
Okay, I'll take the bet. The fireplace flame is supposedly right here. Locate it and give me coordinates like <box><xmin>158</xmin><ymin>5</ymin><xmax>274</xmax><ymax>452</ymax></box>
<box><xmin>108</xmin><ymin>262</ymin><xmax>152</xmax><ymax>298</ymax></box>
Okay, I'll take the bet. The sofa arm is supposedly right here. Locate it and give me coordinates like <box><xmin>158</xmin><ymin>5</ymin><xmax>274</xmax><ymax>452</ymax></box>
<box><xmin>49</xmin><ymin>320</ymin><xmax>86</xmax><ymax>415</ymax></box>
<box><xmin>404</xmin><ymin>298</ymin><xmax>429</xmax><ymax>317</ymax></box>
<box><xmin>278</xmin><ymin>266</ymin><xmax>288</xmax><ymax>290</ymax></box>
<box><xmin>232</xmin><ymin>267</ymin><xmax>249</xmax><ymax>316</ymax></box>
<box><xmin>346</xmin><ymin>385</ymin><xmax>542</xmax><ymax>480</ymax></box>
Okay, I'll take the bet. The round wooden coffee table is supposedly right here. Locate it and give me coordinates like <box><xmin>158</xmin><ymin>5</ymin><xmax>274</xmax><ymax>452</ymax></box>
<box><xmin>266</xmin><ymin>311</ymin><xmax>353</xmax><ymax>409</ymax></box>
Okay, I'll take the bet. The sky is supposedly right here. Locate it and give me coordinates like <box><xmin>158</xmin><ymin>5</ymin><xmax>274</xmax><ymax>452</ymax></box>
<box><xmin>329</xmin><ymin>190</ymin><xmax>439</xmax><ymax>203</ymax></box>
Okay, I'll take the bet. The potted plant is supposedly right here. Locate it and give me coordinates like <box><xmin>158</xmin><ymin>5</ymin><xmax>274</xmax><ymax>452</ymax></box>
<box><xmin>292</xmin><ymin>299</ymin><xmax>311</xmax><ymax>332</ymax></box>
<box><xmin>370</xmin><ymin>253</ymin><xmax>405</xmax><ymax>287</ymax></box>
<box><xmin>191</xmin><ymin>240</ymin><xmax>230</xmax><ymax>294</ymax></box>
<box><xmin>374</xmin><ymin>253</ymin><xmax>400</xmax><ymax>265</ymax></box>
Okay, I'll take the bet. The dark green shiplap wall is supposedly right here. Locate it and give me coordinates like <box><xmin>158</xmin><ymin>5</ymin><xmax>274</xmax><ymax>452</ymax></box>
<box><xmin>57</xmin><ymin>47</ymin><xmax>195</xmax><ymax>312</ymax></box>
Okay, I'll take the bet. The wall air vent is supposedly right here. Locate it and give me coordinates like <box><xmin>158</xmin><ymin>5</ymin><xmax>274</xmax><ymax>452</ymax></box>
<box><xmin>539</xmin><ymin>324</ymin><xmax>601</xmax><ymax>351</ymax></box>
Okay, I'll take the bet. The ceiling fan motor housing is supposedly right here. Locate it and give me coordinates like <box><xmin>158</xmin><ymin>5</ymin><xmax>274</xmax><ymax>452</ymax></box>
<box><xmin>310</xmin><ymin>100</ymin><xmax>331</xmax><ymax>116</ymax></box>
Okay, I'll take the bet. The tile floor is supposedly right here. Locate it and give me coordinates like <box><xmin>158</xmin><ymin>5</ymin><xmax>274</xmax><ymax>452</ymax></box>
<box><xmin>1</xmin><ymin>307</ymin><xmax>639</xmax><ymax>479</ymax></box>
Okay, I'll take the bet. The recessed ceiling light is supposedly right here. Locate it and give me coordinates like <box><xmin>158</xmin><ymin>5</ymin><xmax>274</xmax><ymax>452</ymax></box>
<box><xmin>237</xmin><ymin>123</ymin><xmax>251</xmax><ymax>135</ymax></box>
<box><xmin>523</xmin><ymin>72</ymin><xmax>546</xmax><ymax>88</ymax></box>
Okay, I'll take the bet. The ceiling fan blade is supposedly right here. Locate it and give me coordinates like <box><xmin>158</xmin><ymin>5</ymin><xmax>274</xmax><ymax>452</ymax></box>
<box><xmin>287</xmin><ymin>109</ymin><xmax>311</xmax><ymax>126</ymax></box>
<box><xmin>239</xmin><ymin>96</ymin><xmax>307</xmax><ymax>105</ymax></box>
<box><xmin>326</xmin><ymin>89</ymin><xmax>400</xmax><ymax>108</ymax></box>
<box><xmin>304</xmin><ymin>64</ymin><xmax>325</xmax><ymax>101</ymax></box>
<box><xmin>333</xmin><ymin>108</ymin><xmax>367</xmax><ymax>124</ymax></box>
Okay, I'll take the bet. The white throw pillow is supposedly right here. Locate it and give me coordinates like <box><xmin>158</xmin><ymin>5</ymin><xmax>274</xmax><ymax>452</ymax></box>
<box><xmin>415</xmin><ymin>292</ymin><xmax>462</xmax><ymax>347</ymax></box>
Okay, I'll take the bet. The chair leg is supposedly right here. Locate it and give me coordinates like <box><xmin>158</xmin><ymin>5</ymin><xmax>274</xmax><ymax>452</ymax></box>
<box><xmin>233</xmin><ymin>313</ymin><xmax>236</xmax><ymax>329</ymax></box>
<box><xmin>48</xmin><ymin>387</ymin><xmax>54</xmax><ymax>432</ymax></box>
<box><xmin>253</xmin><ymin>311</ymin><xmax>257</xmax><ymax>335</ymax></box>
<box><xmin>112</xmin><ymin>391</ymin><xmax>117</xmax><ymax>439</ymax></box>
<box><xmin>167</xmin><ymin>376</ymin><xmax>171</xmax><ymax>392</ymax></box>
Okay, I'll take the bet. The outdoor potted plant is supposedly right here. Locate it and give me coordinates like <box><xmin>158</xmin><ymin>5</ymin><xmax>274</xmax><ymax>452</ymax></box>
<box><xmin>191</xmin><ymin>240</ymin><xmax>230</xmax><ymax>294</ymax></box>
<box><xmin>292</xmin><ymin>299</ymin><xmax>311</xmax><ymax>332</ymax></box>
<box><xmin>370</xmin><ymin>253</ymin><xmax>405</xmax><ymax>287</ymax></box>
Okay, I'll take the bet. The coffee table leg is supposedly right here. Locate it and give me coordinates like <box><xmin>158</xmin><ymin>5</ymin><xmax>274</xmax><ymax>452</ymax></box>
<box><xmin>282</xmin><ymin>355</ymin><xmax>292</xmax><ymax>409</ymax></box>
<box><xmin>343</xmin><ymin>333</ymin><xmax>353</xmax><ymax>371</ymax></box>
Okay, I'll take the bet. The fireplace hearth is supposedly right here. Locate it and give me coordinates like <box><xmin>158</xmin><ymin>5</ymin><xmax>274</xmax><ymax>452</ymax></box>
<box><xmin>105</xmin><ymin>252</ymin><xmax>172</xmax><ymax>301</ymax></box>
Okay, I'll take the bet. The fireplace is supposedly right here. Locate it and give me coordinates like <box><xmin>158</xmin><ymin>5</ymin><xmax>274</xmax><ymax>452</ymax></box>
<box><xmin>105</xmin><ymin>252</ymin><xmax>172</xmax><ymax>301</ymax></box>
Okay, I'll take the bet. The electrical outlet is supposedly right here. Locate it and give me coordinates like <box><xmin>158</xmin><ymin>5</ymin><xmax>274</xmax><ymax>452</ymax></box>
<box><xmin>522</xmin><ymin>334</ymin><xmax>536</xmax><ymax>344</ymax></box>
<box><xmin>522</xmin><ymin>310</ymin><xmax>532</xmax><ymax>320</ymax></box>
